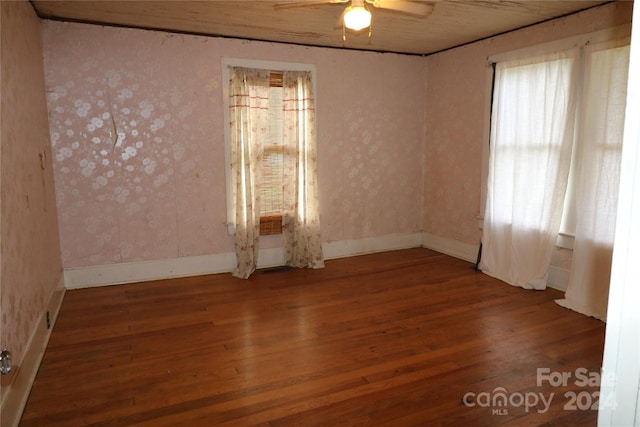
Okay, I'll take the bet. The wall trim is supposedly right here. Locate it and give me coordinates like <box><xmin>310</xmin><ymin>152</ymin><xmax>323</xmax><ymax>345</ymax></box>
<box><xmin>421</xmin><ymin>232</ymin><xmax>480</xmax><ymax>263</ymax></box>
<box><xmin>63</xmin><ymin>252</ymin><xmax>236</xmax><ymax>289</ymax></box>
<box><xmin>1</xmin><ymin>272</ymin><xmax>65</xmax><ymax>427</ymax></box>
<box><xmin>64</xmin><ymin>232</ymin><xmax>570</xmax><ymax>292</ymax></box>
<box><xmin>63</xmin><ymin>232</ymin><xmax>424</xmax><ymax>289</ymax></box>
<box><xmin>547</xmin><ymin>265</ymin><xmax>570</xmax><ymax>292</ymax></box>
<box><xmin>323</xmin><ymin>232</ymin><xmax>423</xmax><ymax>260</ymax></box>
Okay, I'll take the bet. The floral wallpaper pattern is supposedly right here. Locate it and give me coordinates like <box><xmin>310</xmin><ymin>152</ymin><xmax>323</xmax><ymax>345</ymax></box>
<box><xmin>315</xmin><ymin>50</ymin><xmax>425</xmax><ymax>240</ymax></box>
<box><xmin>42</xmin><ymin>22</ymin><xmax>425</xmax><ymax>268</ymax></box>
<box><xmin>1</xmin><ymin>1</ymin><xmax>62</xmax><ymax>400</ymax></box>
<box><xmin>42</xmin><ymin>1</ymin><xmax>630</xmax><ymax>272</ymax></box>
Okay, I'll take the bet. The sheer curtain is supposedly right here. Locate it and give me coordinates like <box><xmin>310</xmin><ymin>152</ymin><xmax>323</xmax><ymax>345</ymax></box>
<box><xmin>229</xmin><ymin>67</ymin><xmax>269</xmax><ymax>279</ymax></box>
<box><xmin>481</xmin><ymin>50</ymin><xmax>578</xmax><ymax>289</ymax></box>
<box><xmin>282</xmin><ymin>71</ymin><xmax>325</xmax><ymax>269</ymax></box>
<box><xmin>556</xmin><ymin>42</ymin><xmax>630</xmax><ymax>320</ymax></box>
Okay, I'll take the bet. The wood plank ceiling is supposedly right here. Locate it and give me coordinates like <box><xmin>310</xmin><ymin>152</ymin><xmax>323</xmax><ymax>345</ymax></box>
<box><xmin>31</xmin><ymin>0</ymin><xmax>613</xmax><ymax>55</ymax></box>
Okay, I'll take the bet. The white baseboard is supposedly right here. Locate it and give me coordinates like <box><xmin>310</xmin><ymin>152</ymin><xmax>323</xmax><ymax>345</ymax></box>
<box><xmin>547</xmin><ymin>265</ymin><xmax>570</xmax><ymax>291</ymax></box>
<box><xmin>323</xmin><ymin>232</ymin><xmax>423</xmax><ymax>260</ymax></box>
<box><xmin>63</xmin><ymin>252</ymin><xmax>236</xmax><ymax>289</ymax></box>
<box><xmin>63</xmin><ymin>232</ymin><xmax>424</xmax><ymax>289</ymax></box>
<box><xmin>64</xmin><ymin>232</ymin><xmax>569</xmax><ymax>293</ymax></box>
<box><xmin>1</xmin><ymin>272</ymin><xmax>65</xmax><ymax>427</ymax></box>
<box><xmin>421</xmin><ymin>232</ymin><xmax>480</xmax><ymax>263</ymax></box>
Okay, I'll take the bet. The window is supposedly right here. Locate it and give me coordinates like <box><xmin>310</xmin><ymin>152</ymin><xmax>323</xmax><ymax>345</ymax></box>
<box><xmin>479</xmin><ymin>25</ymin><xmax>632</xmax><ymax>243</ymax></box>
<box><xmin>222</xmin><ymin>59</ymin><xmax>324</xmax><ymax>278</ymax></box>
<box><xmin>488</xmin><ymin>53</ymin><xmax>577</xmax><ymax>231</ymax></box>
<box><xmin>260</xmin><ymin>72</ymin><xmax>285</xmax><ymax>235</ymax></box>
<box><xmin>222</xmin><ymin>59</ymin><xmax>317</xmax><ymax>237</ymax></box>
<box><xmin>481</xmin><ymin>29</ymin><xmax>630</xmax><ymax>293</ymax></box>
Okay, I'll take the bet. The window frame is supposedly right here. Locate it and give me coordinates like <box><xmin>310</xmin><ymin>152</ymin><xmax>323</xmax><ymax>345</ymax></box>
<box><xmin>221</xmin><ymin>58</ymin><xmax>317</xmax><ymax>235</ymax></box>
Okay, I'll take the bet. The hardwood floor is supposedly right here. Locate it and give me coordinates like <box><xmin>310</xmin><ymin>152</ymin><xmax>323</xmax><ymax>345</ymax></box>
<box><xmin>20</xmin><ymin>248</ymin><xmax>606</xmax><ymax>426</ymax></box>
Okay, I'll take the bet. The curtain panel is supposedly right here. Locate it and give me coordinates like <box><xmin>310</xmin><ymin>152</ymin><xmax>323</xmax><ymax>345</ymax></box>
<box><xmin>229</xmin><ymin>67</ymin><xmax>269</xmax><ymax>279</ymax></box>
<box><xmin>556</xmin><ymin>42</ymin><xmax>630</xmax><ymax>321</ymax></box>
<box><xmin>228</xmin><ymin>67</ymin><xmax>324</xmax><ymax>278</ymax></box>
<box><xmin>282</xmin><ymin>71</ymin><xmax>325</xmax><ymax>269</ymax></box>
<box><xmin>481</xmin><ymin>50</ymin><xmax>579</xmax><ymax>289</ymax></box>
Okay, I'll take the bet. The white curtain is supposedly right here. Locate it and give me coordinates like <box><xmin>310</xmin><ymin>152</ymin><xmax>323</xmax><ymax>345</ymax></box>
<box><xmin>556</xmin><ymin>42</ymin><xmax>630</xmax><ymax>320</ymax></box>
<box><xmin>229</xmin><ymin>67</ymin><xmax>269</xmax><ymax>279</ymax></box>
<box><xmin>282</xmin><ymin>71</ymin><xmax>325</xmax><ymax>269</ymax></box>
<box><xmin>481</xmin><ymin>50</ymin><xmax>579</xmax><ymax>289</ymax></box>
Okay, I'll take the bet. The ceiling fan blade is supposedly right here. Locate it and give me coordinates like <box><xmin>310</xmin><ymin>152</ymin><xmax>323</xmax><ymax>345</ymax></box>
<box><xmin>275</xmin><ymin>0</ymin><xmax>349</xmax><ymax>9</ymax></box>
<box><xmin>368</xmin><ymin>0</ymin><xmax>433</xmax><ymax>17</ymax></box>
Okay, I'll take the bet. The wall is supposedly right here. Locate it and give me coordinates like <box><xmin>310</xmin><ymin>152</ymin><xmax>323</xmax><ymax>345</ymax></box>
<box><xmin>0</xmin><ymin>1</ymin><xmax>63</xmax><ymax>424</ymax></box>
<box><xmin>423</xmin><ymin>1</ymin><xmax>634</xmax><ymax>272</ymax></box>
<box><xmin>39</xmin><ymin>3</ymin><xmax>629</xmax><ymax>285</ymax></box>
<box><xmin>42</xmin><ymin>22</ymin><xmax>426</xmax><ymax>275</ymax></box>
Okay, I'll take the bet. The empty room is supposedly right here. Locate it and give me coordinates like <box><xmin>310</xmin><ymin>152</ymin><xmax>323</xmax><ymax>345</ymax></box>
<box><xmin>1</xmin><ymin>0</ymin><xmax>639</xmax><ymax>425</ymax></box>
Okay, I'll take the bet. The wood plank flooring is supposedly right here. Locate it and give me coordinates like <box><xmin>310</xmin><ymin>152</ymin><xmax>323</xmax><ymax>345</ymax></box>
<box><xmin>20</xmin><ymin>248</ymin><xmax>606</xmax><ymax>426</ymax></box>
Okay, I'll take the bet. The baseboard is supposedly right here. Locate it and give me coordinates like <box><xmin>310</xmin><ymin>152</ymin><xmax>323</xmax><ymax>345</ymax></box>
<box><xmin>421</xmin><ymin>232</ymin><xmax>480</xmax><ymax>263</ymax></box>
<box><xmin>0</xmin><ymin>272</ymin><xmax>65</xmax><ymax>427</ymax></box>
<box><xmin>63</xmin><ymin>232</ymin><xmax>424</xmax><ymax>289</ymax></box>
<box><xmin>547</xmin><ymin>265</ymin><xmax>570</xmax><ymax>291</ymax></box>
<box><xmin>63</xmin><ymin>252</ymin><xmax>237</xmax><ymax>289</ymax></box>
<box><xmin>323</xmin><ymin>232</ymin><xmax>423</xmax><ymax>260</ymax></box>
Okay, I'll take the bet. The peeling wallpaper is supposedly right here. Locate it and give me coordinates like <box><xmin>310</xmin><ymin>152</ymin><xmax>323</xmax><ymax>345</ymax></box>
<box><xmin>0</xmin><ymin>0</ymin><xmax>62</xmax><ymax>404</ymax></box>
<box><xmin>424</xmin><ymin>1</ymin><xmax>634</xmax><ymax>255</ymax></box>
<box><xmin>42</xmin><ymin>22</ymin><xmax>425</xmax><ymax>268</ymax></box>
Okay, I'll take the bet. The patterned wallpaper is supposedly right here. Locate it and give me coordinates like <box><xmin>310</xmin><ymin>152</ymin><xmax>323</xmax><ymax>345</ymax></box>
<box><xmin>315</xmin><ymin>50</ymin><xmax>425</xmax><ymax>240</ymax></box>
<box><xmin>42</xmin><ymin>22</ymin><xmax>425</xmax><ymax>268</ymax></box>
<box><xmin>1</xmin><ymin>1</ymin><xmax>62</xmax><ymax>401</ymax></box>
<box><xmin>42</xmin><ymin>2</ymin><xmax>630</xmax><ymax>273</ymax></box>
<box><xmin>43</xmin><ymin>25</ymin><xmax>230</xmax><ymax>267</ymax></box>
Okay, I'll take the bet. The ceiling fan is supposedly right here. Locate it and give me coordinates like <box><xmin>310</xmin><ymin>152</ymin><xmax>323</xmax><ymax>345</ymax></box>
<box><xmin>276</xmin><ymin>0</ymin><xmax>434</xmax><ymax>33</ymax></box>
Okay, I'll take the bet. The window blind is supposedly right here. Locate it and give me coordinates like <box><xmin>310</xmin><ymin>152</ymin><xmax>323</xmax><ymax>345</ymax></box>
<box><xmin>260</xmin><ymin>72</ymin><xmax>284</xmax><ymax>235</ymax></box>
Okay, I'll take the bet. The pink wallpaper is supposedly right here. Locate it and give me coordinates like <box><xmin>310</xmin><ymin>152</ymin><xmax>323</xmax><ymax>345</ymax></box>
<box><xmin>423</xmin><ymin>1</ymin><xmax>634</xmax><ymax>257</ymax></box>
<box><xmin>315</xmin><ymin>50</ymin><xmax>425</xmax><ymax>239</ymax></box>
<box><xmin>1</xmin><ymin>0</ymin><xmax>62</xmax><ymax>404</ymax></box>
<box><xmin>43</xmin><ymin>2</ymin><xmax>629</xmax><ymax>274</ymax></box>
<box><xmin>42</xmin><ymin>22</ymin><xmax>425</xmax><ymax>268</ymax></box>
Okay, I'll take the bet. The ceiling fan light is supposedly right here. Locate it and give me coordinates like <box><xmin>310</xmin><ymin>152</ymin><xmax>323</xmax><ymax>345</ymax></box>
<box><xmin>343</xmin><ymin>6</ymin><xmax>371</xmax><ymax>31</ymax></box>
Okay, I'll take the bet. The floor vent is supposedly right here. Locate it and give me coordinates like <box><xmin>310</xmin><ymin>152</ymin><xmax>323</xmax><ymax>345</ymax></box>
<box><xmin>261</xmin><ymin>266</ymin><xmax>294</xmax><ymax>274</ymax></box>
